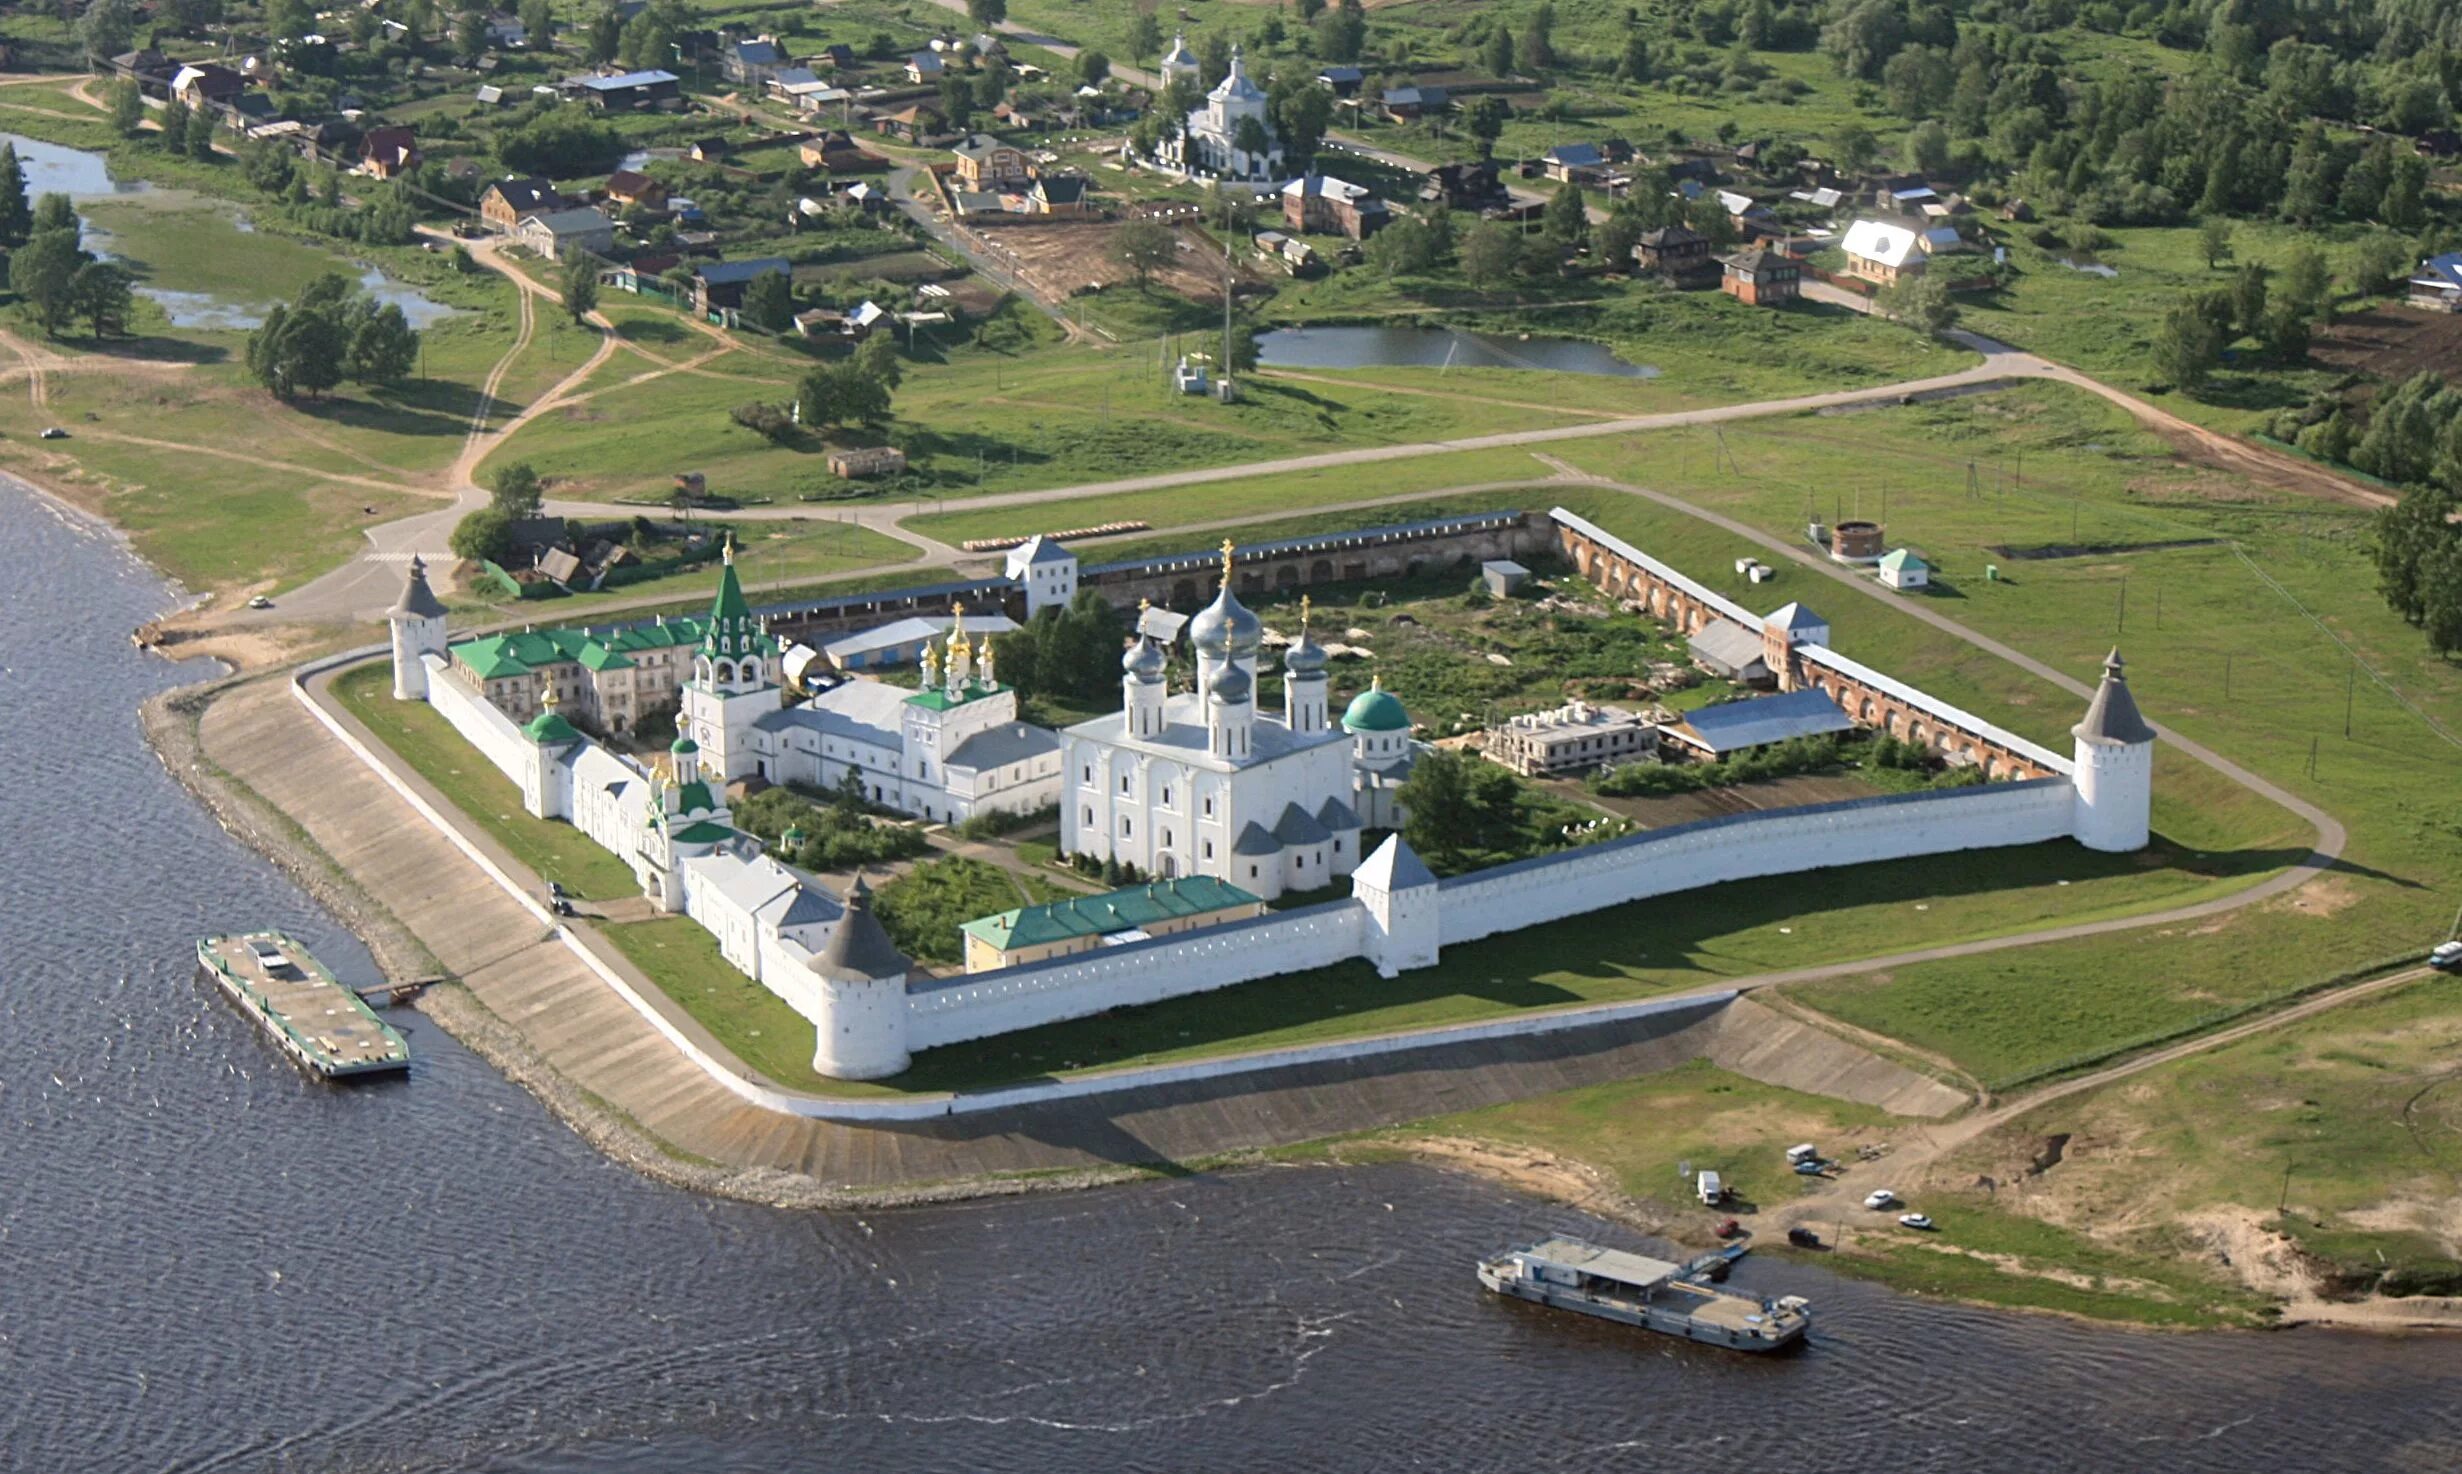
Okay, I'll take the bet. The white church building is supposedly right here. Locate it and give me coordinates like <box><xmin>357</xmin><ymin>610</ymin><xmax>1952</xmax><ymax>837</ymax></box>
<box><xmin>1059</xmin><ymin>552</ymin><xmax>1415</xmax><ymax>899</ymax></box>
<box><xmin>1156</xmin><ymin>44</ymin><xmax>1284</xmax><ymax>182</ymax></box>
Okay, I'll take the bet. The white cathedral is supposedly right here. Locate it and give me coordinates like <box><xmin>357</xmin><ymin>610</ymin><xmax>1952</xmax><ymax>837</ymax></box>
<box><xmin>1155</xmin><ymin>43</ymin><xmax>1284</xmax><ymax>182</ymax></box>
<box><xmin>1059</xmin><ymin>546</ymin><xmax>1416</xmax><ymax>900</ymax></box>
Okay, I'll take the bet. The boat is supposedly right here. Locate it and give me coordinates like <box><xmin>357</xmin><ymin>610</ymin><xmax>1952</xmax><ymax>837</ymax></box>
<box><xmin>195</xmin><ymin>931</ymin><xmax>410</xmax><ymax>1080</ymax></box>
<box><xmin>1478</xmin><ymin>1236</ymin><xmax>1810</xmax><ymax>1352</ymax></box>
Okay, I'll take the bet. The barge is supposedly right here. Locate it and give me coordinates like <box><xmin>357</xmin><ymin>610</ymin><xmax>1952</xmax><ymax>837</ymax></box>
<box><xmin>1478</xmin><ymin>1237</ymin><xmax>1809</xmax><ymax>1352</ymax></box>
<box><xmin>195</xmin><ymin>932</ymin><xmax>410</xmax><ymax>1079</ymax></box>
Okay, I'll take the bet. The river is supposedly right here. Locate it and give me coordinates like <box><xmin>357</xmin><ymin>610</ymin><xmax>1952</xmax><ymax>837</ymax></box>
<box><xmin>2</xmin><ymin>473</ymin><xmax>2458</xmax><ymax>1473</ymax></box>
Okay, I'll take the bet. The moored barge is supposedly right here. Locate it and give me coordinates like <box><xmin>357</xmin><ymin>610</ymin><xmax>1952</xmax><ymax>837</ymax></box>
<box><xmin>195</xmin><ymin>932</ymin><xmax>410</xmax><ymax>1079</ymax></box>
<box><xmin>1478</xmin><ymin>1237</ymin><xmax>1809</xmax><ymax>1352</ymax></box>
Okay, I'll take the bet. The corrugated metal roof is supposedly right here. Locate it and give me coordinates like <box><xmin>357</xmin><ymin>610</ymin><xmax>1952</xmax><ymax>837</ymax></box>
<box><xmin>1675</xmin><ymin>689</ymin><xmax>1854</xmax><ymax>754</ymax></box>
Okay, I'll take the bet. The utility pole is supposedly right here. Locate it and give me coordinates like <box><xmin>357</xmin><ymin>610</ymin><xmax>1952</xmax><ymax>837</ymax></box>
<box><xmin>2115</xmin><ymin>576</ymin><xmax>2126</xmax><ymax>633</ymax></box>
<box><xmin>2345</xmin><ymin>663</ymin><xmax>2356</xmax><ymax>737</ymax></box>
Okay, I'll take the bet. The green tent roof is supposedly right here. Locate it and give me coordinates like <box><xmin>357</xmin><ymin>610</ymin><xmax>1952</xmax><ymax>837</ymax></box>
<box><xmin>698</xmin><ymin>544</ymin><xmax>764</xmax><ymax>662</ymax></box>
<box><xmin>669</xmin><ymin>819</ymin><xmax>736</xmax><ymax>844</ymax></box>
<box><xmin>672</xmin><ymin>779</ymin><xmax>718</xmax><ymax>815</ymax></box>
<box><xmin>1879</xmin><ymin>547</ymin><xmax>1929</xmax><ymax>571</ymax></box>
<box><xmin>962</xmin><ymin>875</ymin><xmax>1263</xmax><ymax>952</ymax></box>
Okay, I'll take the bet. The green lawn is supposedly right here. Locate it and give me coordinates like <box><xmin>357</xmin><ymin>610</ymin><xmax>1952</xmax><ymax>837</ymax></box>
<box><xmin>332</xmin><ymin>662</ymin><xmax>641</xmax><ymax>900</ymax></box>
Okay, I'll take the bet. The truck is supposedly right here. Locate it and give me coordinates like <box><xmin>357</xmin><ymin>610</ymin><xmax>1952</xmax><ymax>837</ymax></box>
<box><xmin>1696</xmin><ymin>1170</ymin><xmax>1725</xmax><ymax>1206</ymax></box>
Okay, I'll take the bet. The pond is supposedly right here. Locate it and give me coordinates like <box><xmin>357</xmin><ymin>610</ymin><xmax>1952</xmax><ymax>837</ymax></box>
<box><xmin>1255</xmin><ymin>324</ymin><xmax>1660</xmax><ymax>377</ymax></box>
<box><xmin>2057</xmin><ymin>257</ymin><xmax>2120</xmax><ymax>278</ymax></box>
<box><xmin>1</xmin><ymin>131</ymin><xmax>461</xmax><ymax>331</ymax></box>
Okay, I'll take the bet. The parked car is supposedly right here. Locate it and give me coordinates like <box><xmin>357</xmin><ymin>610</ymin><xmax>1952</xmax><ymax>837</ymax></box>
<box><xmin>2431</xmin><ymin>941</ymin><xmax>2462</xmax><ymax>973</ymax></box>
<box><xmin>1793</xmin><ymin>1160</ymin><xmax>1828</xmax><ymax>1177</ymax></box>
<box><xmin>1714</xmin><ymin>1217</ymin><xmax>1744</xmax><ymax>1240</ymax></box>
<box><xmin>39</xmin><ymin>426</ymin><xmax>67</xmax><ymax>439</ymax></box>
<box><xmin>1898</xmin><ymin>1213</ymin><xmax>1936</xmax><ymax>1231</ymax></box>
<box><xmin>246</xmin><ymin>595</ymin><xmax>274</xmax><ymax>610</ymax></box>
<box><xmin>1786</xmin><ymin>1226</ymin><xmax>1822</xmax><ymax>1248</ymax></box>
<box><xmin>1863</xmin><ymin>1189</ymin><xmax>1899</xmax><ymax>1210</ymax></box>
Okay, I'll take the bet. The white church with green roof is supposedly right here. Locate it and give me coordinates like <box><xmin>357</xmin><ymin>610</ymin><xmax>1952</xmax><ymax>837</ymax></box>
<box><xmin>1058</xmin><ymin>546</ymin><xmax>1419</xmax><ymax>900</ymax></box>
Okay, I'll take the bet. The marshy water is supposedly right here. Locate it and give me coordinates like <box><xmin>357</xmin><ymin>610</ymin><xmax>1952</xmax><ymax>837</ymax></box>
<box><xmin>0</xmin><ymin>130</ymin><xmax>459</xmax><ymax>330</ymax></box>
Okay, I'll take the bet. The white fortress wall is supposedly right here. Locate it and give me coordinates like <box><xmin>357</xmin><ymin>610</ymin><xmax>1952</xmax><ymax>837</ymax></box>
<box><xmin>905</xmin><ymin>901</ymin><xmax>1368</xmax><ymax>1050</ymax></box>
<box><xmin>569</xmin><ymin>744</ymin><xmax>651</xmax><ymax>867</ymax></box>
<box><xmin>1436</xmin><ymin>778</ymin><xmax>2078</xmax><ymax>946</ymax></box>
<box><xmin>1796</xmin><ymin>643</ymin><xmax>2071</xmax><ymax>776</ymax></box>
<box><xmin>1547</xmin><ymin>507</ymin><xmax>1763</xmax><ymax>626</ymax></box>
<box><xmin>421</xmin><ymin>654</ymin><xmax>533</xmax><ymax>782</ymax></box>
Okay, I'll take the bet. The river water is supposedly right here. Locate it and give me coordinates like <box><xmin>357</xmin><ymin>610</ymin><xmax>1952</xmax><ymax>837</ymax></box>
<box><xmin>3</xmin><ymin>473</ymin><xmax>2460</xmax><ymax>1472</ymax></box>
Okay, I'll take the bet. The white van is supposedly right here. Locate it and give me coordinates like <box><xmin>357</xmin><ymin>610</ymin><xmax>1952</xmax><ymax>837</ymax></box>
<box><xmin>1697</xmin><ymin>1170</ymin><xmax>1725</xmax><ymax>1206</ymax></box>
<box><xmin>1785</xmin><ymin>1143</ymin><xmax>1820</xmax><ymax>1165</ymax></box>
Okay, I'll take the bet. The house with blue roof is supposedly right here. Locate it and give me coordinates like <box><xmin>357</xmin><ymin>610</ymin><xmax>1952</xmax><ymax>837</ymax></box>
<box><xmin>573</xmin><ymin>68</ymin><xmax>679</xmax><ymax>111</ymax></box>
<box><xmin>691</xmin><ymin>257</ymin><xmax>792</xmax><ymax>314</ymax></box>
<box><xmin>2409</xmin><ymin>252</ymin><xmax>2462</xmax><ymax>313</ymax></box>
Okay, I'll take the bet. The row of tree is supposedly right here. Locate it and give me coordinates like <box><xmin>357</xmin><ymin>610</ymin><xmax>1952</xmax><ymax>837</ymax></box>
<box><xmin>242</xmin><ymin>273</ymin><xmax>422</xmax><ymax>400</ymax></box>
<box><xmin>2</xmin><ymin>177</ymin><xmax>135</xmax><ymax>340</ymax></box>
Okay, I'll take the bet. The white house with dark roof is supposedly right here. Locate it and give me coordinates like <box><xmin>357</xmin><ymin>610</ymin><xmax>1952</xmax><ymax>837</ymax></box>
<box><xmin>1004</xmin><ymin>535</ymin><xmax>1078</xmax><ymax>613</ymax></box>
<box><xmin>1060</xmin><ymin>562</ymin><xmax>1406</xmax><ymax>897</ymax></box>
<box><xmin>1156</xmin><ymin>44</ymin><xmax>1282</xmax><ymax>181</ymax></box>
<box><xmin>1841</xmin><ymin>218</ymin><xmax>1924</xmax><ymax>285</ymax></box>
<box><xmin>2409</xmin><ymin>252</ymin><xmax>2462</xmax><ymax>313</ymax></box>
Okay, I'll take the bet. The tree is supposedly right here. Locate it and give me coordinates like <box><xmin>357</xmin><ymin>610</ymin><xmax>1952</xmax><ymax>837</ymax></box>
<box><xmin>2198</xmin><ymin>217</ymin><xmax>2233</xmax><ymax>270</ymax></box>
<box><xmin>2229</xmin><ymin>262</ymin><xmax>2269</xmax><ymax>339</ymax></box>
<box><xmin>1111</xmin><ymin>218</ymin><xmax>1174</xmax><ymax>287</ymax></box>
<box><xmin>1832</xmin><ymin>123</ymin><xmax>1877</xmax><ymax>176</ymax></box>
<box><xmin>2420</xmin><ymin>538</ymin><xmax>2462</xmax><ymax>655</ymax></box>
<box><xmin>2352</xmin><ymin>232</ymin><xmax>2415</xmax><ymax>295</ymax></box>
<box><xmin>1905</xmin><ymin>120</ymin><xmax>1950</xmax><ymax>177</ymax></box>
<box><xmin>2152</xmin><ymin>297</ymin><xmax>2224</xmax><ymax>391</ymax></box>
<box><xmin>1276</xmin><ymin>84</ymin><xmax>1332</xmax><ymax>169</ymax></box>
<box><xmin>0</xmin><ymin>145</ymin><xmax>30</xmax><ymax>250</ymax></box>
<box><xmin>346</xmin><ymin>303</ymin><xmax>420</xmax><ymax>386</ymax></box>
<box><xmin>2385</xmin><ymin>155</ymin><xmax>2430</xmax><ymax>232</ymax></box>
<box><xmin>1076</xmin><ymin>48</ymin><xmax>1110</xmax><ymax>87</ymax></box>
<box><xmin>1314</xmin><ymin>0</ymin><xmax>1366</xmax><ymax>65</ymax></box>
<box><xmin>32</xmin><ymin>193</ymin><xmax>75</xmax><ymax>236</ymax></box>
<box><xmin>585</xmin><ymin>3</ymin><xmax>622</xmax><ymax>63</ymax></box>
<box><xmin>10</xmin><ymin>229</ymin><xmax>86</xmax><ymax>337</ymax></box>
<box><xmin>1591</xmin><ymin>212</ymin><xmax>1641</xmax><ymax>273</ymax></box>
<box><xmin>2279</xmin><ymin>125</ymin><xmax>2334</xmax><ymax>225</ymax></box>
<box><xmin>1460</xmin><ymin>219</ymin><xmax>1521</xmax><ymax>289</ymax></box>
<box><xmin>451</xmin><ymin>506</ymin><xmax>518</xmax><ymax>565</ymax></box>
<box><xmin>1878</xmin><ymin>272</ymin><xmax>1957</xmax><ymax>334</ymax></box>
<box><xmin>108</xmin><ymin>79</ymin><xmax>144</xmax><ymax>137</ymax></box>
<box><xmin>1364</xmin><ymin>214</ymin><xmax>1437</xmax><ymax>277</ymax></box>
<box><xmin>796</xmin><ymin>363</ymin><xmax>891</xmax><ymax>429</ymax></box>
<box><xmin>1127</xmin><ymin>12</ymin><xmax>1161</xmax><ymax>60</ymax></box>
<box><xmin>967</xmin><ymin>0</ymin><xmax>1007</xmax><ymax>29</ymax></box>
<box><xmin>2258</xmin><ymin>303</ymin><xmax>2311</xmax><ymax>363</ymax></box>
<box><xmin>740</xmin><ymin>269</ymin><xmax>794</xmax><ymax>333</ymax></box>
<box><xmin>519</xmin><ymin>0</ymin><xmax>553</xmax><ymax>47</ymax></box>
<box><xmin>489</xmin><ymin>461</ymin><xmax>545</xmax><ymax>518</ymax></box>
<box><xmin>2373</xmin><ymin>485</ymin><xmax>2457</xmax><ymax>624</ymax></box>
<box><xmin>1616</xmin><ymin>30</ymin><xmax>1650</xmax><ymax>83</ymax></box>
<box><xmin>854</xmin><ymin>332</ymin><xmax>902</xmax><ymax>389</ymax></box>
<box><xmin>1542</xmin><ymin>178</ymin><xmax>1587</xmax><ymax>247</ymax></box>
<box><xmin>77</xmin><ymin>0</ymin><xmax>136</xmax><ymax>61</ymax></box>
<box><xmin>1397</xmin><ymin>747</ymin><xmax>1524</xmax><ymax>873</ymax></box>
<box><xmin>1464</xmin><ymin>95</ymin><xmax>1508</xmax><ymax>160</ymax></box>
<box><xmin>158</xmin><ymin>97</ymin><xmax>190</xmax><ymax>153</ymax></box>
<box><xmin>184</xmin><ymin>102</ymin><xmax>218</xmax><ymax>159</ymax></box>
<box><xmin>1483</xmin><ymin>26</ymin><xmax>1514</xmax><ymax>80</ymax></box>
<box><xmin>2279</xmin><ymin>246</ymin><xmax>2333</xmax><ymax>323</ymax></box>
<box><xmin>1515</xmin><ymin>2</ymin><xmax>1556</xmax><ymax>75</ymax></box>
<box><xmin>70</xmin><ymin>260</ymin><xmax>133</xmax><ymax>337</ymax></box>
<box><xmin>560</xmin><ymin>257</ymin><xmax>599</xmax><ymax>324</ymax></box>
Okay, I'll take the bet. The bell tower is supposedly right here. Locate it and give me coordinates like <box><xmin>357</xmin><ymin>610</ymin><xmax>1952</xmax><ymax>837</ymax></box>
<box><xmin>678</xmin><ymin>537</ymin><xmax>782</xmax><ymax>784</ymax></box>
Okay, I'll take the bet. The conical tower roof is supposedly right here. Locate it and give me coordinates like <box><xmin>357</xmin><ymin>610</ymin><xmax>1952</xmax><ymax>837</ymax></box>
<box><xmin>2073</xmin><ymin>649</ymin><xmax>2156</xmax><ymax>746</ymax></box>
<box><xmin>699</xmin><ymin>536</ymin><xmax>763</xmax><ymax>662</ymax></box>
<box><xmin>389</xmin><ymin>554</ymin><xmax>447</xmax><ymax>621</ymax></box>
<box><xmin>810</xmin><ymin>876</ymin><xmax>909</xmax><ymax>982</ymax></box>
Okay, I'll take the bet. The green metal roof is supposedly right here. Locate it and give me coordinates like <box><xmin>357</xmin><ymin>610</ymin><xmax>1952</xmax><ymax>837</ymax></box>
<box><xmin>699</xmin><ymin>547</ymin><xmax>764</xmax><ymax>663</ymax></box>
<box><xmin>962</xmin><ymin>875</ymin><xmax>1263</xmax><ymax>952</ymax></box>
<box><xmin>451</xmin><ymin>617</ymin><xmax>708</xmax><ymax>681</ymax></box>
<box><xmin>904</xmin><ymin>679</ymin><xmax>1003</xmax><ymax>711</ymax></box>
<box><xmin>1342</xmin><ymin>683</ymin><xmax>1410</xmax><ymax>732</ymax></box>
<box><xmin>672</xmin><ymin>779</ymin><xmax>718</xmax><ymax>815</ymax></box>
<box><xmin>1879</xmin><ymin>548</ymin><xmax>1929</xmax><ymax>571</ymax></box>
<box><xmin>669</xmin><ymin>819</ymin><xmax>736</xmax><ymax>844</ymax></box>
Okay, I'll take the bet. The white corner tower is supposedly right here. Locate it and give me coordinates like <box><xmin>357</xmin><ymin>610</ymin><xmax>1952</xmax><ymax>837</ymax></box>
<box><xmin>1353</xmin><ymin>833</ymin><xmax>1440</xmax><ymax>978</ymax></box>
<box><xmin>808</xmin><ymin>877</ymin><xmax>914</xmax><ymax>1080</ymax></box>
<box><xmin>2071</xmin><ymin>648</ymin><xmax>2155</xmax><ymax>853</ymax></box>
<box><xmin>387</xmin><ymin>554</ymin><xmax>449</xmax><ymax>701</ymax></box>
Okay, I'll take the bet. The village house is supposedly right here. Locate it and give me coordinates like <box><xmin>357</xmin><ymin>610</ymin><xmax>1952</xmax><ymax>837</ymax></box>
<box><xmin>814</xmin><ymin>42</ymin><xmax>857</xmax><ymax>70</ymax></box>
<box><xmin>359</xmin><ymin>127</ymin><xmax>421</xmax><ymax>180</ymax></box>
<box><xmin>573</xmin><ymin>69</ymin><xmax>680</xmax><ymax>111</ymax></box>
<box><xmin>602</xmin><ymin>169</ymin><xmax>668</xmax><ymax>212</ymax></box>
<box><xmin>1541</xmin><ymin>143</ymin><xmax>1609</xmax><ymax>185</ymax></box>
<box><xmin>1316</xmin><ymin>64</ymin><xmax>1365</xmax><ymax>96</ymax></box>
<box><xmin>1028</xmin><ymin>175</ymin><xmax>1094</xmax><ymax>217</ymax></box>
<box><xmin>950</xmin><ymin>133</ymin><xmax>1031</xmax><ymax>189</ymax></box>
<box><xmin>516</xmin><ymin>206</ymin><xmax>615</xmax><ymax>261</ymax></box>
<box><xmin>109</xmin><ymin>48</ymin><xmax>174</xmax><ymax>98</ymax></box>
<box><xmin>799</xmin><ymin>131</ymin><xmax>881</xmax><ymax>171</ymax></box>
<box><xmin>1632</xmin><ymin>224</ymin><xmax>1715</xmax><ymax>277</ymax></box>
<box><xmin>2406</xmin><ymin>252</ymin><xmax>2462</xmax><ymax>312</ymax></box>
<box><xmin>905</xmin><ymin>51</ymin><xmax>944</xmax><ymax>83</ymax></box>
<box><xmin>170</xmin><ymin>62</ymin><xmax>247</xmax><ymax>110</ymax></box>
<box><xmin>725</xmin><ymin>36</ymin><xmax>788</xmax><ymax>86</ymax></box>
<box><xmin>827</xmin><ymin>445</ymin><xmax>908</xmax><ymax>478</ymax></box>
<box><xmin>1841</xmin><ymin>218</ymin><xmax>1924</xmax><ymax>285</ymax></box>
<box><xmin>959</xmin><ymin>876</ymin><xmax>1267</xmax><ymax>974</ymax></box>
<box><xmin>1718</xmin><ymin>246</ymin><xmax>1800</xmax><ymax>306</ymax></box>
<box><xmin>692</xmin><ymin>258</ymin><xmax>792</xmax><ymax>314</ymax></box>
<box><xmin>872</xmin><ymin>104</ymin><xmax>945</xmax><ymax>143</ymax></box>
<box><xmin>1381</xmin><ymin>85</ymin><xmax>1448</xmax><ymax>123</ymax></box>
<box><xmin>1422</xmin><ymin>160</ymin><xmax>1510</xmax><ymax>212</ymax></box>
<box><xmin>1282</xmin><ymin>174</ymin><xmax>1389</xmax><ymax>240</ymax></box>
